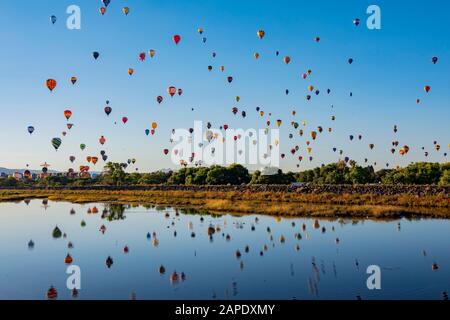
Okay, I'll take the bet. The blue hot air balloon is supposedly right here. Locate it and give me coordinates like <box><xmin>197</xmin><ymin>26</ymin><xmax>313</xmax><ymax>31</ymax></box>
<box><xmin>27</xmin><ymin>126</ymin><xmax>35</xmax><ymax>135</ymax></box>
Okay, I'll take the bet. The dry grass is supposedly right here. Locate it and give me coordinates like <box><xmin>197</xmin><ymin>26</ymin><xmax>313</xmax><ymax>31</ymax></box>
<box><xmin>0</xmin><ymin>189</ymin><xmax>448</xmax><ymax>219</ymax></box>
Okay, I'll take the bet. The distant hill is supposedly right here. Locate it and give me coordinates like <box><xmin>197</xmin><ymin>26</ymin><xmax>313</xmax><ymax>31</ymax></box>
<box><xmin>0</xmin><ymin>167</ymin><xmax>58</xmax><ymax>175</ymax></box>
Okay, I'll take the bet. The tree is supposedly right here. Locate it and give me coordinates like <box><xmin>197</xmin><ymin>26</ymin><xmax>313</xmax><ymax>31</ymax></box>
<box><xmin>103</xmin><ymin>162</ymin><xmax>126</xmax><ymax>186</ymax></box>
<box><xmin>439</xmin><ymin>170</ymin><xmax>450</xmax><ymax>186</ymax></box>
<box><xmin>206</xmin><ymin>166</ymin><xmax>230</xmax><ymax>185</ymax></box>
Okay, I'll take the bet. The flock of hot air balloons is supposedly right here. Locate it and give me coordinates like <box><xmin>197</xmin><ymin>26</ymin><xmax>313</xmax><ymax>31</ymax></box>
<box><xmin>36</xmin><ymin>2</ymin><xmax>447</xmax><ymax>174</ymax></box>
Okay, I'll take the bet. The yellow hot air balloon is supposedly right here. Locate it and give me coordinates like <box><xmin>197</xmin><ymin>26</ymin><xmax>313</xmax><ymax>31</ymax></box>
<box><xmin>259</xmin><ymin>111</ymin><xmax>264</xmax><ymax>117</ymax></box>
<box><xmin>122</xmin><ymin>7</ymin><xmax>130</xmax><ymax>15</ymax></box>
<box><xmin>276</xmin><ymin>119</ymin><xmax>282</xmax><ymax>127</ymax></box>
<box><xmin>307</xmin><ymin>147</ymin><xmax>312</xmax><ymax>153</ymax></box>
<box><xmin>236</xmin><ymin>96</ymin><xmax>240</xmax><ymax>102</ymax></box>
<box><xmin>197</xmin><ymin>27</ymin><xmax>204</xmax><ymax>34</ymax></box>
<box><xmin>308</xmin><ymin>85</ymin><xmax>314</xmax><ymax>92</ymax></box>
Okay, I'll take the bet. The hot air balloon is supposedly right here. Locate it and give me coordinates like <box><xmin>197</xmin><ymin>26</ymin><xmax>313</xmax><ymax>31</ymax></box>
<box><xmin>139</xmin><ymin>52</ymin><xmax>146</xmax><ymax>61</ymax></box>
<box><xmin>157</xmin><ymin>96</ymin><xmax>163</xmax><ymax>104</ymax></box>
<box><xmin>353</xmin><ymin>18</ymin><xmax>360</xmax><ymax>26</ymax></box>
<box><xmin>70</xmin><ymin>76</ymin><xmax>77</xmax><ymax>85</ymax></box>
<box><xmin>197</xmin><ymin>27</ymin><xmax>204</xmax><ymax>34</ymax></box>
<box><xmin>69</xmin><ymin>156</ymin><xmax>75</xmax><ymax>163</ymax></box>
<box><xmin>99</xmin><ymin>7</ymin><xmax>106</xmax><ymax>15</ymax></box>
<box><xmin>27</xmin><ymin>126</ymin><xmax>35</xmax><ymax>135</ymax></box>
<box><xmin>257</xmin><ymin>30</ymin><xmax>265</xmax><ymax>39</ymax></box>
<box><xmin>315</xmin><ymin>36</ymin><xmax>320</xmax><ymax>42</ymax></box>
<box><xmin>276</xmin><ymin>119</ymin><xmax>282</xmax><ymax>127</ymax></box>
<box><xmin>91</xmin><ymin>157</ymin><xmax>99</xmax><ymax>165</ymax></box>
<box><xmin>168</xmin><ymin>86</ymin><xmax>177</xmax><ymax>97</ymax></box>
<box><xmin>348</xmin><ymin>58</ymin><xmax>354</xmax><ymax>64</ymax></box>
<box><xmin>254</xmin><ymin>52</ymin><xmax>260</xmax><ymax>59</ymax></box>
<box><xmin>80</xmin><ymin>144</ymin><xmax>86</xmax><ymax>151</ymax></box>
<box><xmin>99</xmin><ymin>136</ymin><xmax>106</xmax><ymax>145</ymax></box>
<box><xmin>227</xmin><ymin>76</ymin><xmax>233</xmax><ymax>83</ymax></box>
<box><xmin>432</xmin><ymin>56</ymin><xmax>438</xmax><ymax>64</ymax></box>
<box><xmin>173</xmin><ymin>35</ymin><xmax>181</xmax><ymax>45</ymax></box>
<box><xmin>232</xmin><ymin>107</ymin><xmax>238</xmax><ymax>115</ymax></box>
<box><xmin>151</xmin><ymin>122</ymin><xmax>158</xmax><ymax>130</ymax></box>
<box><xmin>51</xmin><ymin>138</ymin><xmax>62</xmax><ymax>151</ymax></box>
<box><xmin>128</xmin><ymin>68</ymin><xmax>134</xmax><ymax>75</ymax></box>
<box><xmin>50</xmin><ymin>15</ymin><xmax>57</xmax><ymax>24</ymax></box>
<box><xmin>122</xmin><ymin>117</ymin><xmax>128</xmax><ymax>124</ymax></box>
<box><xmin>310</xmin><ymin>131</ymin><xmax>317</xmax><ymax>140</ymax></box>
<box><xmin>149</xmin><ymin>49</ymin><xmax>156</xmax><ymax>58</ymax></box>
<box><xmin>64</xmin><ymin>110</ymin><xmax>72</xmax><ymax>120</ymax></box>
<box><xmin>283</xmin><ymin>56</ymin><xmax>291</xmax><ymax>64</ymax></box>
<box><xmin>145</xmin><ymin>129</ymin><xmax>150</xmax><ymax>136</ymax></box>
<box><xmin>104</xmin><ymin>106</ymin><xmax>112</xmax><ymax>116</ymax></box>
<box><xmin>349</xmin><ymin>135</ymin><xmax>354</xmax><ymax>141</ymax></box>
<box><xmin>46</xmin><ymin>79</ymin><xmax>57</xmax><ymax>92</ymax></box>
<box><xmin>123</xmin><ymin>7</ymin><xmax>130</xmax><ymax>15</ymax></box>
<box><xmin>178</xmin><ymin>88</ymin><xmax>183</xmax><ymax>96</ymax></box>
<box><xmin>163</xmin><ymin>149</ymin><xmax>169</xmax><ymax>155</ymax></box>
<box><xmin>369</xmin><ymin>144</ymin><xmax>374</xmax><ymax>150</ymax></box>
<box><xmin>93</xmin><ymin>52</ymin><xmax>100</xmax><ymax>60</ymax></box>
<box><xmin>424</xmin><ymin>85</ymin><xmax>431</xmax><ymax>93</ymax></box>
<box><xmin>308</xmin><ymin>85</ymin><xmax>314</xmax><ymax>92</ymax></box>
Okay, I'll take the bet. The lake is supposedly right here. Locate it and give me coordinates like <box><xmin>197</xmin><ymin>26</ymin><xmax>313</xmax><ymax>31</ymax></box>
<box><xmin>0</xmin><ymin>200</ymin><xmax>448</xmax><ymax>300</ymax></box>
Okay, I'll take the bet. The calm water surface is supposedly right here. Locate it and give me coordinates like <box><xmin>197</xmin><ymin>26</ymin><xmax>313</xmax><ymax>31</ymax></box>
<box><xmin>0</xmin><ymin>200</ymin><xmax>448</xmax><ymax>300</ymax></box>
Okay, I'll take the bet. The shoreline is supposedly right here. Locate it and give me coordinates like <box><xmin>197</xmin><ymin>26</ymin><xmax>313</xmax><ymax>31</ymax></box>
<box><xmin>1</xmin><ymin>185</ymin><xmax>449</xmax><ymax>219</ymax></box>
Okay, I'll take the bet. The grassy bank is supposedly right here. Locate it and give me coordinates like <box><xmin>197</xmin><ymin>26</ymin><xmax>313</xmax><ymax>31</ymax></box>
<box><xmin>0</xmin><ymin>188</ymin><xmax>449</xmax><ymax>219</ymax></box>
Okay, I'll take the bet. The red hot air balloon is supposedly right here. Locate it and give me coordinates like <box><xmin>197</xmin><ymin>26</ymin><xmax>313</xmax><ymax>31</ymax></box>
<box><xmin>100</xmin><ymin>7</ymin><xmax>106</xmax><ymax>15</ymax></box>
<box><xmin>139</xmin><ymin>52</ymin><xmax>146</xmax><ymax>61</ymax></box>
<box><xmin>283</xmin><ymin>56</ymin><xmax>291</xmax><ymax>64</ymax></box>
<box><xmin>424</xmin><ymin>85</ymin><xmax>431</xmax><ymax>93</ymax></box>
<box><xmin>163</xmin><ymin>149</ymin><xmax>169</xmax><ymax>155</ymax></box>
<box><xmin>173</xmin><ymin>35</ymin><xmax>181</xmax><ymax>45</ymax></box>
<box><xmin>168</xmin><ymin>86</ymin><xmax>177</xmax><ymax>97</ymax></box>
<box><xmin>122</xmin><ymin>117</ymin><xmax>128</xmax><ymax>124</ymax></box>
<box><xmin>46</xmin><ymin>79</ymin><xmax>57</xmax><ymax>92</ymax></box>
<box><xmin>64</xmin><ymin>110</ymin><xmax>72</xmax><ymax>120</ymax></box>
<box><xmin>99</xmin><ymin>136</ymin><xmax>106</xmax><ymax>145</ymax></box>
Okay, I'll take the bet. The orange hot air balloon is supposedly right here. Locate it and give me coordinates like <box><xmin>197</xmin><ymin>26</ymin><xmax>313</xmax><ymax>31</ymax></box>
<box><xmin>283</xmin><ymin>56</ymin><xmax>291</xmax><ymax>64</ymax></box>
<box><xmin>257</xmin><ymin>30</ymin><xmax>265</xmax><ymax>39</ymax></box>
<box><xmin>64</xmin><ymin>110</ymin><xmax>72</xmax><ymax>120</ymax></box>
<box><xmin>99</xmin><ymin>136</ymin><xmax>106</xmax><ymax>145</ymax></box>
<box><xmin>128</xmin><ymin>68</ymin><xmax>134</xmax><ymax>75</ymax></box>
<box><xmin>151</xmin><ymin>122</ymin><xmax>158</xmax><ymax>130</ymax></box>
<box><xmin>424</xmin><ymin>85</ymin><xmax>431</xmax><ymax>93</ymax></box>
<box><xmin>91</xmin><ymin>157</ymin><xmax>98</xmax><ymax>165</ymax></box>
<box><xmin>168</xmin><ymin>86</ymin><xmax>176</xmax><ymax>97</ymax></box>
<box><xmin>46</xmin><ymin>79</ymin><xmax>57</xmax><ymax>92</ymax></box>
<box><xmin>310</xmin><ymin>131</ymin><xmax>317</xmax><ymax>140</ymax></box>
<box><xmin>86</xmin><ymin>156</ymin><xmax>92</xmax><ymax>163</ymax></box>
<box><xmin>100</xmin><ymin>7</ymin><xmax>106</xmax><ymax>15</ymax></box>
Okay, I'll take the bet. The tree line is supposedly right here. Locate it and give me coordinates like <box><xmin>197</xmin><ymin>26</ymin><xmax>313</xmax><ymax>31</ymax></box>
<box><xmin>1</xmin><ymin>161</ymin><xmax>449</xmax><ymax>187</ymax></box>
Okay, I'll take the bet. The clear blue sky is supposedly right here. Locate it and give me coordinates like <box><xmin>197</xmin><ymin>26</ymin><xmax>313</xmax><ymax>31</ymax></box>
<box><xmin>0</xmin><ymin>0</ymin><xmax>448</xmax><ymax>172</ymax></box>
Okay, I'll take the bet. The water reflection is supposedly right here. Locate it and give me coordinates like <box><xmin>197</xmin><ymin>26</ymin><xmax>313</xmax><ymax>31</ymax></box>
<box><xmin>0</xmin><ymin>200</ymin><xmax>448</xmax><ymax>300</ymax></box>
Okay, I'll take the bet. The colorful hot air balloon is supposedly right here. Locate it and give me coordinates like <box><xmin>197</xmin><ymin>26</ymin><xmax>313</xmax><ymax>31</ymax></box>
<box><xmin>99</xmin><ymin>7</ymin><xmax>107</xmax><ymax>15</ymax></box>
<box><xmin>227</xmin><ymin>76</ymin><xmax>233</xmax><ymax>83</ymax></box>
<box><xmin>123</xmin><ymin>7</ymin><xmax>130</xmax><ymax>15</ymax></box>
<box><xmin>51</xmin><ymin>138</ymin><xmax>62</xmax><ymax>151</ymax></box>
<box><xmin>197</xmin><ymin>27</ymin><xmax>204</xmax><ymax>34</ymax></box>
<box><xmin>46</xmin><ymin>79</ymin><xmax>57</xmax><ymax>92</ymax></box>
<box><xmin>257</xmin><ymin>30</ymin><xmax>265</xmax><ymax>39</ymax></box>
<box><xmin>70</xmin><ymin>76</ymin><xmax>77</xmax><ymax>85</ymax></box>
<box><xmin>168</xmin><ymin>86</ymin><xmax>177</xmax><ymax>97</ymax></box>
<box><xmin>64</xmin><ymin>110</ymin><xmax>72</xmax><ymax>120</ymax></box>
<box><xmin>173</xmin><ymin>35</ymin><xmax>181</xmax><ymax>45</ymax></box>
<box><xmin>149</xmin><ymin>49</ymin><xmax>156</xmax><ymax>58</ymax></box>
<box><xmin>91</xmin><ymin>157</ymin><xmax>99</xmax><ymax>165</ymax></box>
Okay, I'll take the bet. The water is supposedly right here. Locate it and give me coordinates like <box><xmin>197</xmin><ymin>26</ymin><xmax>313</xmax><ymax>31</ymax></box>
<box><xmin>0</xmin><ymin>200</ymin><xmax>448</xmax><ymax>300</ymax></box>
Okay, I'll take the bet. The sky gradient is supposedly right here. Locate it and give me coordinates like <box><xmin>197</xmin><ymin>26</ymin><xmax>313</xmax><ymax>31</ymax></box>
<box><xmin>0</xmin><ymin>0</ymin><xmax>449</xmax><ymax>172</ymax></box>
